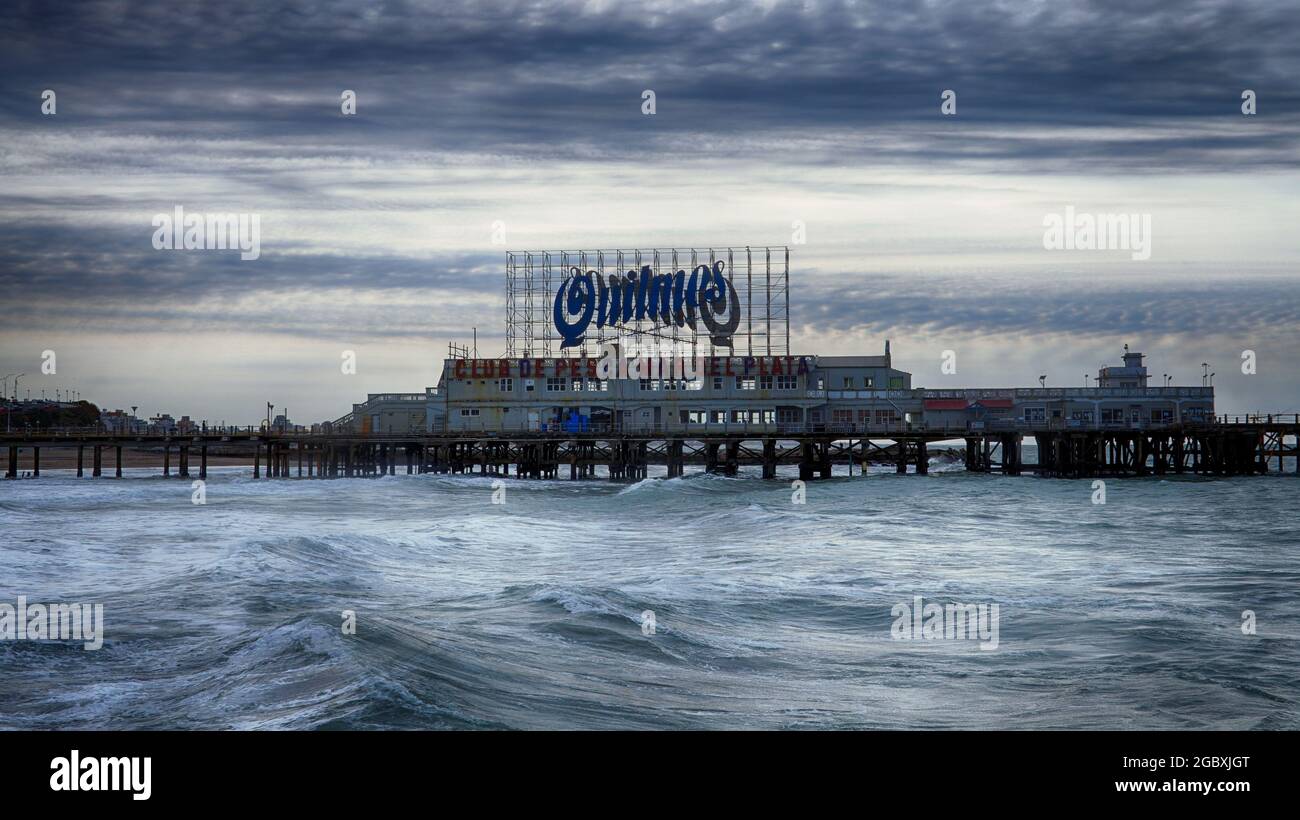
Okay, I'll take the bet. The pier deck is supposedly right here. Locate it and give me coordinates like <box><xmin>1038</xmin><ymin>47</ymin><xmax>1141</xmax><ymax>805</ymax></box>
<box><xmin>3</xmin><ymin>418</ymin><xmax>1298</xmax><ymax>480</ymax></box>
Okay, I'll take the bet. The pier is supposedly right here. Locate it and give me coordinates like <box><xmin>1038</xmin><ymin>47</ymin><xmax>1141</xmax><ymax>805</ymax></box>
<box><xmin>3</xmin><ymin>417</ymin><xmax>1297</xmax><ymax>481</ymax></box>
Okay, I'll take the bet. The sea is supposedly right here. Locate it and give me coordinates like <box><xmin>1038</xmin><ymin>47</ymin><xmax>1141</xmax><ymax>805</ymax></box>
<box><xmin>2</xmin><ymin>451</ymin><xmax>1298</xmax><ymax>730</ymax></box>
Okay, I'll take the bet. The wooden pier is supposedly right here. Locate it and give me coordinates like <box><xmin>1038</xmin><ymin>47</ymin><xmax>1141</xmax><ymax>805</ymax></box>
<box><xmin>2</xmin><ymin>420</ymin><xmax>1297</xmax><ymax>481</ymax></box>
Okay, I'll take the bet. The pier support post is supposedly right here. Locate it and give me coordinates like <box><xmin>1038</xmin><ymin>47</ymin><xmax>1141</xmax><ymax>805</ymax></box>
<box><xmin>915</xmin><ymin>441</ymin><xmax>928</xmax><ymax>475</ymax></box>
<box><xmin>32</xmin><ymin>446</ymin><xmax>39</xmax><ymax>478</ymax></box>
<box><xmin>798</xmin><ymin>441</ymin><xmax>814</xmax><ymax>481</ymax></box>
<box><xmin>93</xmin><ymin>445</ymin><xmax>102</xmax><ymax>477</ymax></box>
<box><xmin>761</xmin><ymin>438</ymin><xmax>776</xmax><ymax>479</ymax></box>
<box><xmin>115</xmin><ymin>445</ymin><xmax>123</xmax><ymax>478</ymax></box>
<box><xmin>1000</xmin><ymin>435</ymin><xmax>1021</xmax><ymax>476</ymax></box>
<box><xmin>5</xmin><ymin>446</ymin><xmax>16</xmax><ymax>479</ymax></box>
<box><xmin>164</xmin><ymin>444</ymin><xmax>171</xmax><ymax>477</ymax></box>
<box><xmin>896</xmin><ymin>441</ymin><xmax>908</xmax><ymax>474</ymax></box>
<box><xmin>77</xmin><ymin>445</ymin><xmax>84</xmax><ymax>477</ymax></box>
<box><xmin>254</xmin><ymin>444</ymin><xmax>261</xmax><ymax>478</ymax></box>
<box><xmin>199</xmin><ymin>446</ymin><xmax>207</xmax><ymax>479</ymax></box>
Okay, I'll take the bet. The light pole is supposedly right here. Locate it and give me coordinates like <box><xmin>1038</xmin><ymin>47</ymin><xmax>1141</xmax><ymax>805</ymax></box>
<box><xmin>1201</xmin><ymin>362</ymin><xmax>1209</xmax><ymax>387</ymax></box>
<box><xmin>1038</xmin><ymin>375</ymin><xmax>1047</xmax><ymax>388</ymax></box>
<box><xmin>7</xmin><ymin>374</ymin><xmax>24</xmax><ymax>433</ymax></box>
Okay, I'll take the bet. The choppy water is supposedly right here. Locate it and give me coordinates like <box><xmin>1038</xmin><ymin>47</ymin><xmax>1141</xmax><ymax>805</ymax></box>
<box><xmin>2</xmin><ymin>456</ymin><xmax>1298</xmax><ymax>730</ymax></box>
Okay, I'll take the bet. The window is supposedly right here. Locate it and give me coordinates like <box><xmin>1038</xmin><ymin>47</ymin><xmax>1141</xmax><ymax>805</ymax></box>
<box><xmin>546</xmin><ymin>378</ymin><xmax>566</xmax><ymax>392</ymax></box>
<box><xmin>590</xmin><ymin>379</ymin><xmax>607</xmax><ymax>392</ymax></box>
<box><xmin>731</xmin><ymin>409</ymin><xmax>749</xmax><ymax>423</ymax></box>
<box><xmin>639</xmin><ymin>378</ymin><xmax>658</xmax><ymax>391</ymax></box>
<box><xmin>682</xmin><ymin>410</ymin><xmax>707</xmax><ymax>424</ymax></box>
<box><xmin>571</xmin><ymin>378</ymin><xmax>584</xmax><ymax>391</ymax></box>
<box><xmin>1024</xmin><ymin>407</ymin><xmax>1046</xmax><ymax>423</ymax></box>
<box><xmin>713</xmin><ymin>376</ymin><xmax>725</xmax><ymax>391</ymax></box>
<box><xmin>710</xmin><ymin>410</ymin><xmax>726</xmax><ymax>424</ymax></box>
<box><xmin>874</xmin><ymin>409</ymin><xmax>896</xmax><ymax>425</ymax></box>
<box><xmin>1101</xmin><ymin>408</ymin><xmax>1123</xmax><ymax>423</ymax></box>
<box><xmin>833</xmin><ymin>409</ymin><xmax>854</xmax><ymax>424</ymax></box>
<box><xmin>777</xmin><ymin>374</ymin><xmax>798</xmax><ymax>390</ymax></box>
<box><xmin>684</xmin><ymin>379</ymin><xmax>703</xmax><ymax>391</ymax></box>
<box><xmin>842</xmin><ymin>377</ymin><xmax>854</xmax><ymax>389</ymax></box>
<box><xmin>498</xmin><ymin>378</ymin><xmax>513</xmax><ymax>392</ymax></box>
<box><xmin>816</xmin><ymin>378</ymin><xmax>825</xmax><ymax>390</ymax></box>
<box><xmin>759</xmin><ymin>375</ymin><xmax>773</xmax><ymax>390</ymax></box>
<box><xmin>459</xmin><ymin>408</ymin><xmax>480</xmax><ymax>417</ymax></box>
<box><xmin>758</xmin><ymin>409</ymin><xmax>774</xmax><ymax>424</ymax></box>
<box><xmin>888</xmin><ymin>377</ymin><xmax>904</xmax><ymax>389</ymax></box>
<box><xmin>737</xmin><ymin>376</ymin><xmax>756</xmax><ymax>390</ymax></box>
<box><xmin>524</xmin><ymin>379</ymin><xmax>535</xmax><ymax>392</ymax></box>
<box><xmin>864</xmin><ymin>376</ymin><xmax>875</xmax><ymax>388</ymax></box>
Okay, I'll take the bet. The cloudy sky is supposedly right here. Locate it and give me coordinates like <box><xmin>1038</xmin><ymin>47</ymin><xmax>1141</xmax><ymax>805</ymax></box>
<box><xmin>2</xmin><ymin>0</ymin><xmax>1298</xmax><ymax>422</ymax></box>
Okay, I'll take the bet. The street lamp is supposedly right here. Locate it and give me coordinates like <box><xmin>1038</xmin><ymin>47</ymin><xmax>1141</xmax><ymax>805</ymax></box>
<box><xmin>1038</xmin><ymin>375</ymin><xmax>1047</xmax><ymax>388</ymax></box>
<box><xmin>7</xmin><ymin>374</ymin><xmax>24</xmax><ymax>433</ymax></box>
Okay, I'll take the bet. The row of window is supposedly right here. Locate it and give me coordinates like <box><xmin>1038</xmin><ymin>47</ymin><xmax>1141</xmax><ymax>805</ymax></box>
<box><xmin>829</xmin><ymin>409</ymin><xmax>900</xmax><ymax>424</ymax></box>
<box><xmin>488</xmin><ymin>374</ymin><xmax>917</xmax><ymax>393</ymax></box>
<box><xmin>495</xmin><ymin>377</ymin><xmax>614</xmax><ymax>393</ymax></box>
<box><xmin>1019</xmin><ymin>407</ymin><xmax>1181</xmax><ymax>423</ymax></box>
<box><xmin>679</xmin><ymin>409</ymin><xmax>778</xmax><ymax>424</ymax></box>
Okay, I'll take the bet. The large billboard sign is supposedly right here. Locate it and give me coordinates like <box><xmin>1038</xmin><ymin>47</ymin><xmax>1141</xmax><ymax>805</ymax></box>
<box><xmin>552</xmin><ymin>260</ymin><xmax>740</xmax><ymax>348</ymax></box>
<box><xmin>505</xmin><ymin>247</ymin><xmax>789</xmax><ymax>358</ymax></box>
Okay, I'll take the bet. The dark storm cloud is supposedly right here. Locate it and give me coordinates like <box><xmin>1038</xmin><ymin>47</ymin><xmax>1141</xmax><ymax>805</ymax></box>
<box><xmin>794</xmin><ymin>273</ymin><xmax>1300</xmax><ymax>340</ymax></box>
<box><xmin>3</xmin><ymin>212</ymin><xmax>1295</xmax><ymax>341</ymax></box>
<box><xmin>2</xmin><ymin>0</ymin><xmax>1298</xmax><ymax>168</ymax></box>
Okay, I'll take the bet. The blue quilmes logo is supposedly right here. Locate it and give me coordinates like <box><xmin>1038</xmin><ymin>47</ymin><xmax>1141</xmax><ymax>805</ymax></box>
<box><xmin>553</xmin><ymin>261</ymin><xmax>741</xmax><ymax>348</ymax></box>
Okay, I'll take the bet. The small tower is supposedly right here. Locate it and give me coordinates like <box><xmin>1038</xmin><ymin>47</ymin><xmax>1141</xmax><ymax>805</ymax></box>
<box><xmin>1096</xmin><ymin>344</ymin><xmax>1149</xmax><ymax>388</ymax></box>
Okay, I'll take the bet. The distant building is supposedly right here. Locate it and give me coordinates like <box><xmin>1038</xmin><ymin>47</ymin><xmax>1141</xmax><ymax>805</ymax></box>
<box><xmin>149</xmin><ymin>414</ymin><xmax>177</xmax><ymax>434</ymax></box>
<box><xmin>101</xmin><ymin>409</ymin><xmax>146</xmax><ymax>434</ymax></box>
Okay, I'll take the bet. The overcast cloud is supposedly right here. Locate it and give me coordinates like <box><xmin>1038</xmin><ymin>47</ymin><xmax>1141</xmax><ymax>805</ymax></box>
<box><xmin>2</xmin><ymin>0</ymin><xmax>1297</xmax><ymax>420</ymax></box>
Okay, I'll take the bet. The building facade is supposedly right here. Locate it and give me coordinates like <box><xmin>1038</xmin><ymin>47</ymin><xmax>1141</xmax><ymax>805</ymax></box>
<box><xmin>335</xmin><ymin>345</ymin><xmax>1214</xmax><ymax>436</ymax></box>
